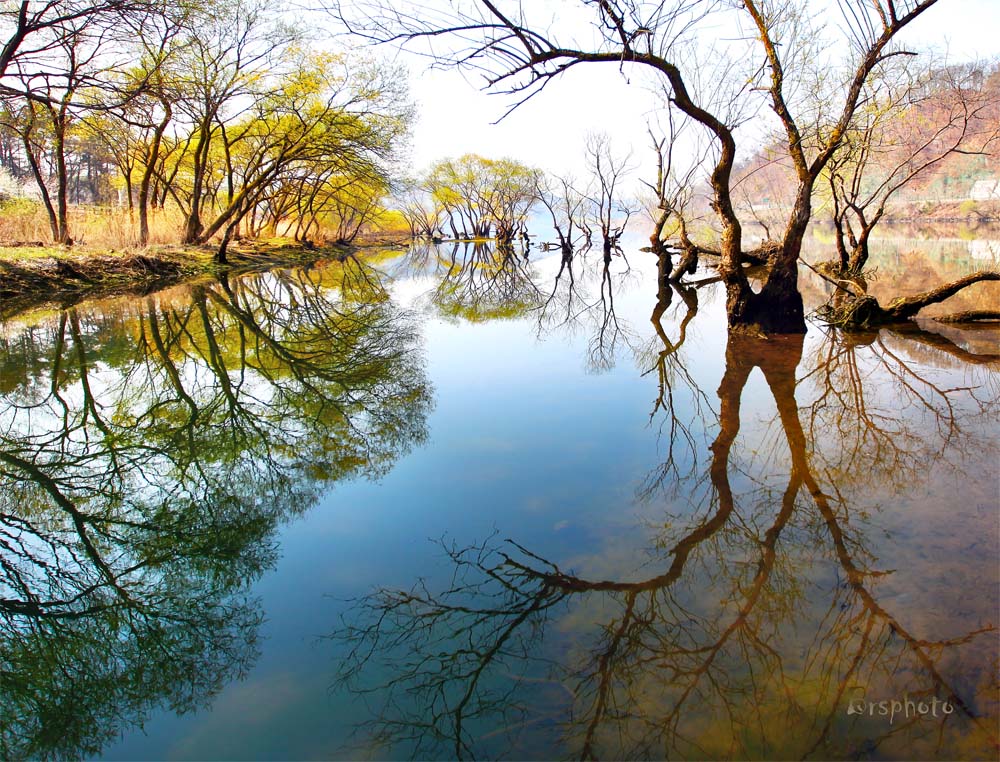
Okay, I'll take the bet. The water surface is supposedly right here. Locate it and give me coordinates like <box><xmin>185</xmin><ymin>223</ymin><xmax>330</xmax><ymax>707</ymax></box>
<box><xmin>1</xmin><ymin>235</ymin><xmax>998</xmax><ymax>760</ymax></box>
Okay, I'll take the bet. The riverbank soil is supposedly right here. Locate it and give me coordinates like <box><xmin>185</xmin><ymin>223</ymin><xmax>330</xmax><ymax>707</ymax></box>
<box><xmin>0</xmin><ymin>239</ymin><xmax>385</xmax><ymax>318</ymax></box>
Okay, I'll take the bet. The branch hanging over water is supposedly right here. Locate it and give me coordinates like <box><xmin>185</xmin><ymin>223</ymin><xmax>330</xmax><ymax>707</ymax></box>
<box><xmin>819</xmin><ymin>270</ymin><xmax>1000</xmax><ymax>328</ymax></box>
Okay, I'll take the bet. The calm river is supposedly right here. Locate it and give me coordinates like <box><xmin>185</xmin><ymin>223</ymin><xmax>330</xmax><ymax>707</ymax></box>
<box><xmin>1</xmin><ymin>228</ymin><xmax>998</xmax><ymax>760</ymax></box>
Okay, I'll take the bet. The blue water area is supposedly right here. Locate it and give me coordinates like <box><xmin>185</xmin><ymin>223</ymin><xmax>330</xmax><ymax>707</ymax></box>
<box><xmin>1</xmin><ymin>238</ymin><xmax>997</xmax><ymax>760</ymax></box>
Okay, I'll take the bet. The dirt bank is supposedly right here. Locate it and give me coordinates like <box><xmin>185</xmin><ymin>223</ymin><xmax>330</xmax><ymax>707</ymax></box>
<box><xmin>0</xmin><ymin>240</ymin><xmax>370</xmax><ymax>319</ymax></box>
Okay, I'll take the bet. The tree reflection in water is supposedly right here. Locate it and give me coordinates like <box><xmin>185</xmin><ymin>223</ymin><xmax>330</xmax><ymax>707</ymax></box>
<box><xmin>536</xmin><ymin>244</ymin><xmax>643</xmax><ymax>373</ymax></box>
<box><xmin>332</xmin><ymin>266</ymin><xmax>998</xmax><ymax>760</ymax></box>
<box><xmin>0</xmin><ymin>257</ymin><xmax>429</xmax><ymax>759</ymax></box>
<box><xmin>422</xmin><ymin>240</ymin><xmax>543</xmax><ymax>323</ymax></box>
<box><xmin>417</xmin><ymin>236</ymin><xmax>642</xmax><ymax>372</ymax></box>
<box><xmin>639</xmin><ymin>280</ymin><xmax>710</xmax><ymax>496</ymax></box>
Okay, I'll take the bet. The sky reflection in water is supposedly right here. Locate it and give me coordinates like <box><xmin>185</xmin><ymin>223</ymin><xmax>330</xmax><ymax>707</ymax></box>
<box><xmin>0</xmin><ymin>235</ymin><xmax>997</xmax><ymax>760</ymax></box>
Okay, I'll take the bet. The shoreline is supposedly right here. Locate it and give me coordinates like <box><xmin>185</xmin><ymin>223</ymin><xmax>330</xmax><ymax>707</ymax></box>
<box><xmin>2</xmin><ymin>217</ymin><xmax>997</xmax><ymax>321</ymax></box>
<box><xmin>0</xmin><ymin>239</ymin><xmax>408</xmax><ymax>320</ymax></box>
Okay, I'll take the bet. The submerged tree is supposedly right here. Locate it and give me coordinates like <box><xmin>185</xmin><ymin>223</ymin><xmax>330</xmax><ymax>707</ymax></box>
<box><xmin>535</xmin><ymin>171</ymin><xmax>588</xmax><ymax>256</ymax></box>
<box><xmin>333</xmin><ymin>0</ymin><xmax>998</xmax><ymax>333</ymax></box>
<box><xmin>396</xmin><ymin>176</ymin><xmax>444</xmax><ymax>239</ymax></box>
<box><xmin>424</xmin><ymin>154</ymin><xmax>539</xmax><ymax>243</ymax></box>
<box><xmin>642</xmin><ymin>113</ymin><xmax>714</xmax><ymax>281</ymax></box>
<box><xmin>583</xmin><ymin>132</ymin><xmax>635</xmax><ymax>255</ymax></box>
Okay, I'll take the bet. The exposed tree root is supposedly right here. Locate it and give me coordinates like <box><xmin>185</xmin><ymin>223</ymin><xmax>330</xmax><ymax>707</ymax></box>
<box><xmin>0</xmin><ymin>254</ymin><xmax>187</xmax><ymax>298</ymax></box>
<box><xmin>818</xmin><ymin>271</ymin><xmax>1000</xmax><ymax>328</ymax></box>
<box><xmin>817</xmin><ymin>294</ymin><xmax>884</xmax><ymax>328</ymax></box>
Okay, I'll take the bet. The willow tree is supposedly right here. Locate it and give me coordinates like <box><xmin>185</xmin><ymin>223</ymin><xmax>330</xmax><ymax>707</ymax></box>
<box><xmin>166</xmin><ymin>0</ymin><xmax>301</xmax><ymax>246</ymax></box>
<box><xmin>204</xmin><ymin>51</ymin><xmax>409</xmax><ymax>261</ymax></box>
<box><xmin>425</xmin><ymin>153</ymin><xmax>539</xmax><ymax>243</ymax></box>
<box><xmin>334</xmin><ymin>0</ymin><xmax>998</xmax><ymax>334</ymax></box>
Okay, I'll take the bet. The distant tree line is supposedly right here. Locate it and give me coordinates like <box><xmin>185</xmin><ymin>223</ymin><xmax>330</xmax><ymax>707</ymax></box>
<box><xmin>398</xmin><ymin>139</ymin><xmax>637</xmax><ymax>257</ymax></box>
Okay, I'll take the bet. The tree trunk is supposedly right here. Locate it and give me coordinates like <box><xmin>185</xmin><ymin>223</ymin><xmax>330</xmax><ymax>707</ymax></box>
<box><xmin>734</xmin><ymin>256</ymin><xmax>806</xmax><ymax>334</ymax></box>
<box><xmin>21</xmin><ymin>129</ymin><xmax>59</xmax><ymax>242</ymax></box>
<box><xmin>53</xmin><ymin>113</ymin><xmax>71</xmax><ymax>245</ymax></box>
<box><xmin>727</xmin><ymin>188</ymin><xmax>810</xmax><ymax>335</ymax></box>
<box><xmin>847</xmin><ymin>226</ymin><xmax>872</xmax><ymax>274</ymax></box>
<box><xmin>670</xmin><ymin>247</ymin><xmax>697</xmax><ymax>282</ymax></box>
<box><xmin>138</xmin><ymin>106</ymin><xmax>171</xmax><ymax>247</ymax></box>
<box><xmin>122</xmin><ymin>173</ymin><xmax>133</xmax><ymax>212</ymax></box>
<box><xmin>650</xmin><ymin>208</ymin><xmax>669</xmax><ymax>255</ymax></box>
<box><xmin>215</xmin><ymin>223</ymin><xmax>235</xmax><ymax>264</ymax></box>
<box><xmin>183</xmin><ymin>120</ymin><xmax>213</xmax><ymax>244</ymax></box>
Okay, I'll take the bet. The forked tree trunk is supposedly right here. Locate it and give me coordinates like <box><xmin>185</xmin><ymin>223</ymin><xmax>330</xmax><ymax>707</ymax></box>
<box><xmin>138</xmin><ymin>104</ymin><xmax>172</xmax><ymax>247</ymax></box>
<box><xmin>726</xmin><ymin>255</ymin><xmax>806</xmax><ymax>335</ymax></box>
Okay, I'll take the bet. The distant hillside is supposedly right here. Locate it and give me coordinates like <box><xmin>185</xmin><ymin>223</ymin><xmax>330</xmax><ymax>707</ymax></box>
<box><xmin>726</xmin><ymin>62</ymin><xmax>1000</xmax><ymax>224</ymax></box>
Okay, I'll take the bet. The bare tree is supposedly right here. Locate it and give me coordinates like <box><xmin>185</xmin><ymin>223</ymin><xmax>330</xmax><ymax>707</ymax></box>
<box><xmin>535</xmin><ymin>171</ymin><xmax>588</xmax><ymax>256</ymax></box>
<box><xmin>584</xmin><ymin>131</ymin><xmax>635</xmax><ymax>257</ymax></box>
<box><xmin>0</xmin><ymin>0</ymin><xmax>160</xmax><ymax>82</ymax></box>
<box><xmin>827</xmin><ymin>60</ymin><xmax>1000</xmax><ymax>275</ymax></box>
<box><xmin>331</xmin><ymin>0</ymin><xmax>999</xmax><ymax>333</ymax></box>
<box><xmin>1</xmin><ymin>7</ymin><xmax>152</xmax><ymax>243</ymax></box>
<box><xmin>641</xmin><ymin>110</ymin><xmax>715</xmax><ymax>281</ymax></box>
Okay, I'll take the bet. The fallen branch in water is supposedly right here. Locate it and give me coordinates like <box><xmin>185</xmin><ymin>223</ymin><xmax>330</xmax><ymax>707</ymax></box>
<box><xmin>818</xmin><ymin>271</ymin><xmax>1000</xmax><ymax>328</ymax></box>
<box><xmin>881</xmin><ymin>271</ymin><xmax>1000</xmax><ymax>320</ymax></box>
<box><xmin>930</xmin><ymin>309</ymin><xmax>1000</xmax><ymax>323</ymax></box>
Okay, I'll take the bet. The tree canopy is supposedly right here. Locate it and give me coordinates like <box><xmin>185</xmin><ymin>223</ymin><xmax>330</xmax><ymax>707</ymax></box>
<box><xmin>0</xmin><ymin>0</ymin><xmax>412</xmax><ymax>255</ymax></box>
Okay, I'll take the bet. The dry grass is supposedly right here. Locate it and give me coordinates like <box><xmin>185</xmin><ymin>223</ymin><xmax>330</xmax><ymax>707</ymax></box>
<box><xmin>0</xmin><ymin>200</ymin><xmax>411</xmax><ymax>250</ymax></box>
<box><xmin>0</xmin><ymin>200</ymin><xmax>189</xmax><ymax>250</ymax></box>
<box><xmin>0</xmin><ymin>199</ymin><xmax>51</xmax><ymax>244</ymax></box>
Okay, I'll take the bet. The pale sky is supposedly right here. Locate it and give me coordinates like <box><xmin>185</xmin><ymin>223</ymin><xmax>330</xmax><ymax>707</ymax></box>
<box><xmin>366</xmin><ymin>0</ymin><xmax>1000</xmax><ymax>178</ymax></box>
